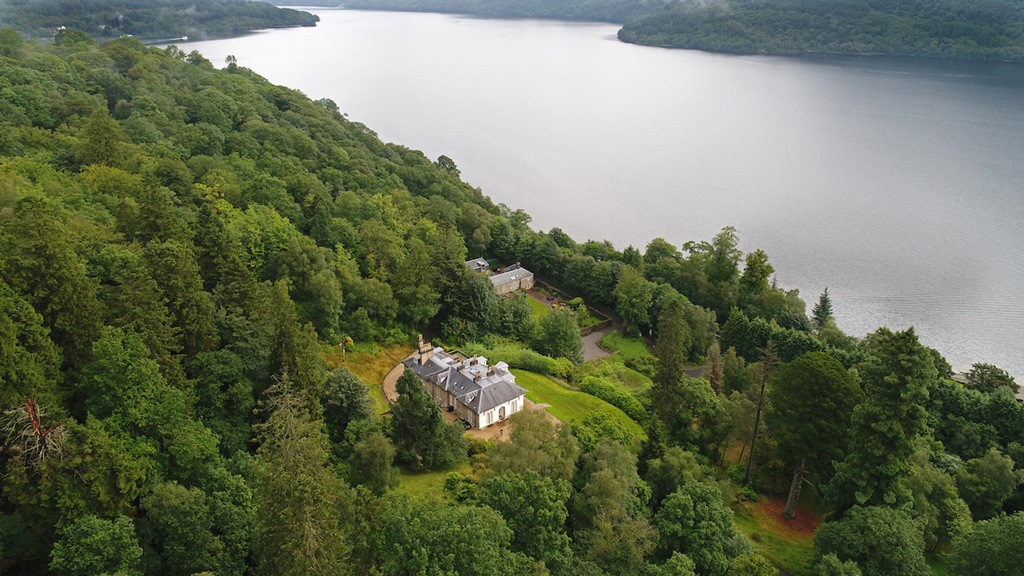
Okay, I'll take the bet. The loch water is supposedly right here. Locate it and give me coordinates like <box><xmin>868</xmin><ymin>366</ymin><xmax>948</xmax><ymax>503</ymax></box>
<box><xmin>178</xmin><ymin>9</ymin><xmax>1024</xmax><ymax>377</ymax></box>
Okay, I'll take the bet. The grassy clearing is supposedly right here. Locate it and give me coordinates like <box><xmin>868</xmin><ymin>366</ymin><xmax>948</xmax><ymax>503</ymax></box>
<box><xmin>732</xmin><ymin>496</ymin><xmax>817</xmax><ymax>576</ymax></box>
<box><xmin>598</xmin><ymin>333</ymin><xmax>651</xmax><ymax>360</ymax></box>
<box><xmin>527</xmin><ymin>296</ymin><xmax>550</xmax><ymax>319</ymax></box>
<box><xmin>512</xmin><ymin>369</ymin><xmax>646</xmax><ymax>441</ymax></box>
<box><xmin>395</xmin><ymin>462</ymin><xmax>471</xmax><ymax>500</ymax></box>
<box><xmin>327</xmin><ymin>342</ymin><xmax>413</xmax><ymax>414</ymax></box>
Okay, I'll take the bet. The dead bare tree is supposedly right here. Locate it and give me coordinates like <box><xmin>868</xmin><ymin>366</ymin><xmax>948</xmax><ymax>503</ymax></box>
<box><xmin>1</xmin><ymin>397</ymin><xmax>67</xmax><ymax>468</ymax></box>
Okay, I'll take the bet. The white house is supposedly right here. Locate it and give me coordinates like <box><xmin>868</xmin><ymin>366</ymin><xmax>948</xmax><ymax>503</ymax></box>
<box><xmin>403</xmin><ymin>338</ymin><xmax>526</xmax><ymax>429</ymax></box>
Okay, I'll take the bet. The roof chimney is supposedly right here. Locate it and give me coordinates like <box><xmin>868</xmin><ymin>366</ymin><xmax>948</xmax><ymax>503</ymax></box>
<box><xmin>416</xmin><ymin>335</ymin><xmax>434</xmax><ymax>365</ymax></box>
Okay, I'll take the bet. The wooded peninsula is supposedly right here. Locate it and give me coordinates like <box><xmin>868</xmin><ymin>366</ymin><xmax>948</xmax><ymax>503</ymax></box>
<box><xmin>330</xmin><ymin>0</ymin><xmax>1024</xmax><ymax>61</ymax></box>
<box><xmin>1</xmin><ymin>19</ymin><xmax>1022</xmax><ymax>576</ymax></box>
<box><xmin>0</xmin><ymin>0</ymin><xmax>318</xmax><ymax>42</ymax></box>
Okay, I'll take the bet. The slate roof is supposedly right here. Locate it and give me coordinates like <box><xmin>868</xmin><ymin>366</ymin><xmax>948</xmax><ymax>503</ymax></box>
<box><xmin>465</xmin><ymin>258</ymin><xmax>490</xmax><ymax>273</ymax></box>
<box><xmin>490</xmin><ymin>267</ymin><xmax>533</xmax><ymax>287</ymax></box>
<box><xmin>403</xmin><ymin>349</ymin><xmax>525</xmax><ymax>414</ymax></box>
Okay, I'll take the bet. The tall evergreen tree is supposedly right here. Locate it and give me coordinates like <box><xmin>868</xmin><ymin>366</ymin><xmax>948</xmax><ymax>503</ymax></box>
<box><xmin>107</xmin><ymin>250</ymin><xmax>186</xmax><ymax>389</ymax></box>
<box><xmin>144</xmin><ymin>240</ymin><xmax>218</xmax><ymax>357</ymax></box>
<box><xmin>813</xmin><ymin>288</ymin><xmax>834</xmax><ymax>328</ymax></box>
<box><xmin>767</xmin><ymin>352</ymin><xmax>862</xmax><ymax>518</ymax></box>
<box><xmin>1</xmin><ymin>196</ymin><xmax>102</xmax><ymax>374</ymax></box>
<box><xmin>824</xmin><ymin>328</ymin><xmax>936</xmax><ymax>517</ymax></box>
<box><xmin>254</xmin><ymin>379</ymin><xmax>353</xmax><ymax>576</ymax></box>
<box><xmin>653</xmin><ymin>296</ymin><xmax>690</xmax><ymax>432</ymax></box>
<box><xmin>743</xmin><ymin>341</ymin><xmax>778</xmax><ymax>485</ymax></box>
<box><xmin>390</xmin><ymin>370</ymin><xmax>466</xmax><ymax>469</ymax></box>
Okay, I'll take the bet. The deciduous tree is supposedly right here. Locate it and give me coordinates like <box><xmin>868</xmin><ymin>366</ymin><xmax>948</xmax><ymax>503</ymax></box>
<box><xmin>654</xmin><ymin>482</ymin><xmax>737</xmax><ymax>576</ymax></box>
<box><xmin>614</xmin><ymin>266</ymin><xmax>652</xmax><ymax>336</ymax></box>
<box><xmin>955</xmin><ymin>447</ymin><xmax>1020</xmax><ymax>520</ymax></box>
<box><xmin>949</xmin><ymin>512</ymin><xmax>1024</xmax><ymax>576</ymax></box>
<box><xmin>50</xmin><ymin>515</ymin><xmax>142</xmax><ymax>576</ymax></box>
<box><xmin>489</xmin><ymin>409</ymin><xmax>580</xmax><ymax>483</ymax></box>
<box><xmin>813</xmin><ymin>506</ymin><xmax>929</xmax><ymax>576</ymax></box>
<box><xmin>479</xmin><ymin>470</ymin><xmax>572</xmax><ymax>574</ymax></box>
<box><xmin>534</xmin><ymin>307</ymin><xmax>583</xmax><ymax>364</ymax></box>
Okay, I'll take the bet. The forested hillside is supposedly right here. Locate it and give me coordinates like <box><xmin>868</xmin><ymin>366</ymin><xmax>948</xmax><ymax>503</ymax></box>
<box><xmin>1</xmin><ymin>28</ymin><xmax>1023</xmax><ymax>576</ymax></box>
<box><xmin>298</xmin><ymin>0</ymin><xmax>667</xmax><ymax>23</ymax></box>
<box><xmin>0</xmin><ymin>0</ymin><xmax>318</xmax><ymax>41</ymax></box>
<box><xmin>619</xmin><ymin>0</ymin><xmax>1024</xmax><ymax>61</ymax></box>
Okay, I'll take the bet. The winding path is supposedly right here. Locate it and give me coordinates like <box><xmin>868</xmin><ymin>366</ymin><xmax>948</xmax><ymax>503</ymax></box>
<box><xmin>582</xmin><ymin>327</ymin><xmax>615</xmax><ymax>362</ymax></box>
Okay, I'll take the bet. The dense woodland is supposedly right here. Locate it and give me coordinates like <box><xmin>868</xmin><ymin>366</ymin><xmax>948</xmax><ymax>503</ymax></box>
<box><xmin>0</xmin><ymin>0</ymin><xmax>318</xmax><ymax>41</ymax></box>
<box><xmin>333</xmin><ymin>0</ymin><xmax>666</xmax><ymax>23</ymax></box>
<box><xmin>307</xmin><ymin>0</ymin><xmax>1024</xmax><ymax>61</ymax></box>
<box><xmin>1</xmin><ymin>28</ymin><xmax>1023</xmax><ymax>576</ymax></box>
<box><xmin>618</xmin><ymin>0</ymin><xmax>1024</xmax><ymax>61</ymax></box>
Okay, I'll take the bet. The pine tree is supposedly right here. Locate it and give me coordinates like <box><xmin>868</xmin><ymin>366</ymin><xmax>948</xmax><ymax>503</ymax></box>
<box><xmin>813</xmin><ymin>288</ymin><xmax>834</xmax><ymax>328</ymax></box>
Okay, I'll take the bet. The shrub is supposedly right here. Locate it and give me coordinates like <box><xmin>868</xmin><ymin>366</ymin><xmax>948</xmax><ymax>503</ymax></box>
<box><xmin>579</xmin><ymin>376</ymin><xmax>647</xmax><ymax>422</ymax></box>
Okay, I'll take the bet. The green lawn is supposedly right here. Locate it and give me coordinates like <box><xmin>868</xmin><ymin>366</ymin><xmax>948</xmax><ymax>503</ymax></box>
<box><xmin>527</xmin><ymin>296</ymin><xmax>550</xmax><ymax>319</ymax></box>
<box><xmin>512</xmin><ymin>369</ymin><xmax>646</xmax><ymax>441</ymax></box>
<box><xmin>395</xmin><ymin>462</ymin><xmax>471</xmax><ymax>499</ymax></box>
<box><xmin>598</xmin><ymin>333</ymin><xmax>651</xmax><ymax>360</ymax></box>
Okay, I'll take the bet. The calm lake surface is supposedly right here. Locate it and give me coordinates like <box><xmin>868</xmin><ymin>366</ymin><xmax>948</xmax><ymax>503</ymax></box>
<box><xmin>180</xmin><ymin>9</ymin><xmax>1024</xmax><ymax>377</ymax></box>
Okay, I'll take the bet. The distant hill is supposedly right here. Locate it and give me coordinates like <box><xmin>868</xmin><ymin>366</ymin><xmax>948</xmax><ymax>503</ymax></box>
<box><xmin>618</xmin><ymin>0</ymin><xmax>1024</xmax><ymax>61</ymax></box>
<box><xmin>0</xmin><ymin>0</ymin><xmax>318</xmax><ymax>41</ymax></box>
<box><xmin>292</xmin><ymin>0</ymin><xmax>1024</xmax><ymax>62</ymax></box>
<box><xmin>296</xmin><ymin>0</ymin><xmax>670</xmax><ymax>23</ymax></box>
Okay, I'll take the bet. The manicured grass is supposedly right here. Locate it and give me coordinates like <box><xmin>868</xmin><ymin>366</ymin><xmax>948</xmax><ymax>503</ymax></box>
<box><xmin>527</xmin><ymin>296</ymin><xmax>550</xmax><ymax>319</ymax></box>
<box><xmin>512</xmin><ymin>369</ymin><xmax>646</xmax><ymax>441</ymax></box>
<box><xmin>395</xmin><ymin>462</ymin><xmax>471</xmax><ymax>500</ymax></box>
<box><xmin>327</xmin><ymin>342</ymin><xmax>413</xmax><ymax>414</ymax></box>
<box><xmin>598</xmin><ymin>333</ymin><xmax>651</xmax><ymax>360</ymax></box>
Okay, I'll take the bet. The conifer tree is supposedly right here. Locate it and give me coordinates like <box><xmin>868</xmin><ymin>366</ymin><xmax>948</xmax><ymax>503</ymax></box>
<box><xmin>813</xmin><ymin>288</ymin><xmax>834</xmax><ymax>328</ymax></box>
<box><xmin>254</xmin><ymin>379</ymin><xmax>352</xmax><ymax>576</ymax></box>
<box><xmin>824</xmin><ymin>328</ymin><xmax>936</xmax><ymax>517</ymax></box>
<box><xmin>652</xmin><ymin>295</ymin><xmax>693</xmax><ymax>441</ymax></box>
<box><xmin>767</xmin><ymin>352</ymin><xmax>862</xmax><ymax>518</ymax></box>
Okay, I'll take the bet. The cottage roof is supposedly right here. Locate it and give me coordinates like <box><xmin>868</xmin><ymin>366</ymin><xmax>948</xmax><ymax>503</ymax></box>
<box><xmin>490</xmin><ymin>267</ymin><xmax>533</xmax><ymax>287</ymax></box>
<box><xmin>403</xmin><ymin>349</ymin><xmax>526</xmax><ymax>415</ymax></box>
